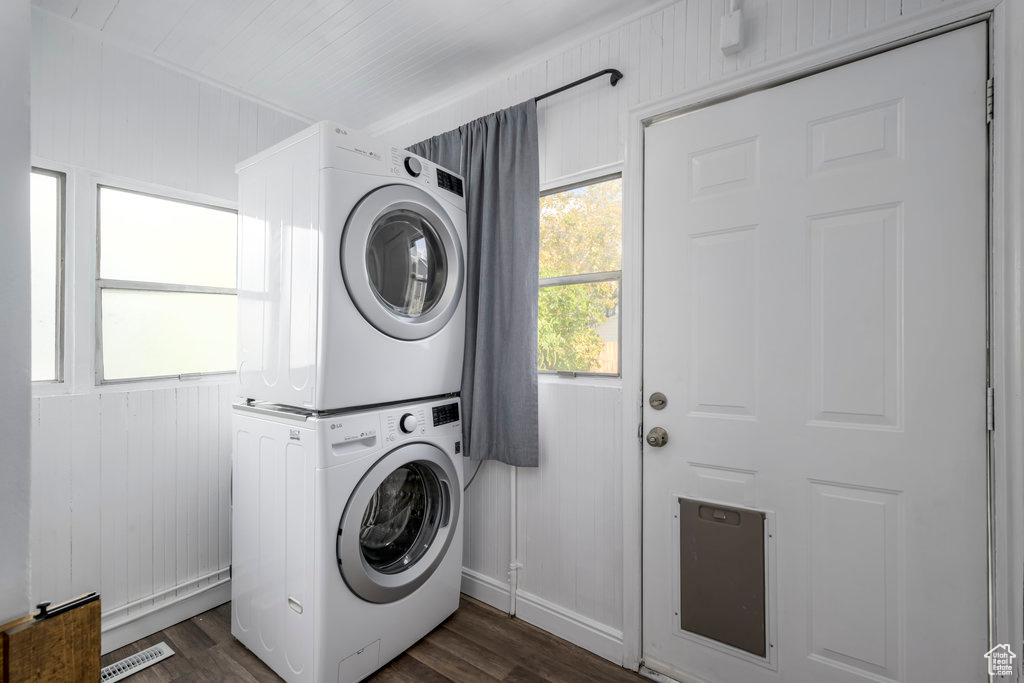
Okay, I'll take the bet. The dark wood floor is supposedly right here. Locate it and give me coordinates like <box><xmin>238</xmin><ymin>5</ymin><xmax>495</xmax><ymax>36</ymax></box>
<box><xmin>101</xmin><ymin>597</ymin><xmax>644</xmax><ymax>682</ymax></box>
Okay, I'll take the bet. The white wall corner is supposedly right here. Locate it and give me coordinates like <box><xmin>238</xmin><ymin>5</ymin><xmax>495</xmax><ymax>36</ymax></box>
<box><xmin>0</xmin><ymin>0</ymin><xmax>33</xmax><ymax>625</ymax></box>
<box><xmin>31</xmin><ymin>6</ymin><xmax>315</xmax><ymax>129</ymax></box>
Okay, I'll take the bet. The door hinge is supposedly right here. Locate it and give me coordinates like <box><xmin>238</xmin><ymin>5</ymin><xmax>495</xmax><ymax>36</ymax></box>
<box><xmin>986</xmin><ymin>77</ymin><xmax>994</xmax><ymax>124</ymax></box>
<box><xmin>986</xmin><ymin>386</ymin><xmax>994</xmax><ymax>432</ymax></box>
<box><xmin>637</xmin><ymin>421</ymin><xmax>643</xmax><ymax>441</ymax></box>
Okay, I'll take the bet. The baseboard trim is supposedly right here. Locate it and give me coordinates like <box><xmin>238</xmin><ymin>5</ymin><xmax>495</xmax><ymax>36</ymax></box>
<box><xmin>460</xmin><ymin>567</ymin><xmax>511</xmax><ymax>614</ymax></box>
<box><xmin>514</xmin><ymin>589</ymin><xmax>624</xmax><ymax>665</ymax></box>
<box><xmin>100</xmin><ymin>579</ymin><xmax>231</xmax><ymax>655</ymax></box>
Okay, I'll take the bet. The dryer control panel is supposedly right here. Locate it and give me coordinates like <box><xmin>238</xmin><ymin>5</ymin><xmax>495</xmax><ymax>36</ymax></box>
<box><xmin>435</xmin><ymin>169</ymin><xmax>464</xmax><ymax>197</ymax></box>
<box><xmin>389</xmin><ymin>148</ymin><xmax>465</xmax><ymax>200</ymax></box>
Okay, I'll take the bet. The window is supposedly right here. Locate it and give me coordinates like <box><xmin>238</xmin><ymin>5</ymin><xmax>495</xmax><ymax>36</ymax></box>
<box><xmin>538</xmin><ymin>175</ymin><xmax>621</xmax><ymax>376</ymax></box>
<box><xmin>30</xmin><ymin>168</ymin><xmax>65</xmax><ymax>382</ymax></box>
<box><xmin>97</xmin><ymin>186</ymin><xmax>237</xmax><ymax>382</ymax></box>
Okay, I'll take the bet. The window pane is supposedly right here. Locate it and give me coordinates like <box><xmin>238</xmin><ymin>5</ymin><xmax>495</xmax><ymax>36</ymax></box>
<box><xmin>100</xmin><ymin>290</ymin><xmax>236</xmax><ymax>380</ymax></box>
<box><xmin>539</xmin><ymin>177</ymin><xmax>622</xmax><ymax>278</ymax></box>
<box><xmin>30</xmin><ymin>171</ymin><xmax>61</xmax><ymax>382</ymax></box>
<box><xmin>538</xmin><ymin>280</ymin><xmax>619</xmax><ymax>374</ymax></box>
<box><xmin>99</xmin><ymin>187</ymin><xmax>237</xmax><ymax>288</ymax></box>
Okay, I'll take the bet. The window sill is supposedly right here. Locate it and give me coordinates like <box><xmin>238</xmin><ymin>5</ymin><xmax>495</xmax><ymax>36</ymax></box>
<box><xmin>30</xmin><ymin>380</ymin><xmax>68</xmax><ymax>398</ymax></box>
<box><xmin>538</xmin><ymin>372</ymin><xmax>622</xmax><ymax>389</ymax></box>
<box><xmin>96</xmin><ymin>372</ymin><xmax>237</xmax><ymax>394</ymax></box>
<box><xmin>32</xmin><ymin>372</ymin><xmax>238</xmax><ymax>398</ymax></box>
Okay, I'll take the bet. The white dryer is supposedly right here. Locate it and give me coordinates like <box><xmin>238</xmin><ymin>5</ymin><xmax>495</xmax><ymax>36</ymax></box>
<box><xmin>231</xmin><ymin>397</ymin><xmax>464</xmax><ymax>683</ymax></box>
<box><xmin>236</xmin><ymin>122</ymin><xmax>467</xmax><ymax>410</ymax></box>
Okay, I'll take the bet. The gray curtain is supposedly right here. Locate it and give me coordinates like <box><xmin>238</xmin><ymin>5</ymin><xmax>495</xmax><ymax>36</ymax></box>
<box><xmin>409</xmin><ymin>101</ymin><xmax>539</xmax><ymax>467</ymax></box>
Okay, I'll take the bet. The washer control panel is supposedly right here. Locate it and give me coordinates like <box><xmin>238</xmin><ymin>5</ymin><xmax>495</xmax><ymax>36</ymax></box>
<box><xmin>403</xmin><ymin>156</ymin><xmax>422</xmax><ymax>177</ymax></box>
<box><xmin>399</xmin><ymin>413</ymin><xmax>418</xmax><ymax>433</ymax></box>
<box><xmin>382</xmin><ymin>399</ymin><xmax>461</xmax><ymax>443</ymax></box>
<box><xmin>432</xmin><ymin>402</ymin><xmax>459</xmax><ymax>427</ymax></box>
<box><xmin>324</xmin><ymin>413</ymin><xmax>378</xmax><ymax>444</ymax></box>
<box><xmin>384</xmin><ymin>406</ymin><xmax>427</xmax><ymax>442</ymax></box>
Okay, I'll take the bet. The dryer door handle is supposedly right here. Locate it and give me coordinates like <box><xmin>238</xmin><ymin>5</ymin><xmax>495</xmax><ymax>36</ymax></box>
<box><xmin>440</xmin><ymin>480</ymin><xmax>451</xmax><ymax>528</ymax></box>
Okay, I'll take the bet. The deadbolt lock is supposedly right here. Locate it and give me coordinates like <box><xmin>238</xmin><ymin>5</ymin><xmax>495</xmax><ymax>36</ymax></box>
<box><xmin>646</xmin><ymin>427</ymin><xmax>668</xmax><ymax>448</ymax></box>
<box><xmin>649</xmin><ymin>392</ymin><xmax>667</xmax><ymax>410</ymax></box>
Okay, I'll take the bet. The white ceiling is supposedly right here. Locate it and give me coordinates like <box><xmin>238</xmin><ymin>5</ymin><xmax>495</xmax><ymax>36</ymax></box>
<box><xmin>33</xmin><ymin>0</ymin><xmax>661</xmax><ymax>129</ymax></box>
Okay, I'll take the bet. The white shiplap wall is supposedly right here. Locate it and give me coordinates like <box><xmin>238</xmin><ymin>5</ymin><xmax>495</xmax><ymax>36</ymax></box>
<box><xmin>516</xmin><ymin>381</ymin><xmax>624</xmax><ymax>661</ymax></box>
<box><xmin>31</xmin><ymin>9</ymin><xmax>306</xmax><ymax>202</ymax></box>
<box><xmin>376</xmin><ymin>0</ymin><xmax>948</xmax><ymax>182</ymax></box>
<box><xmin>30</xmin><ymin>8</ymin><xmax>306</xmax><ymax>651</ymax></box>
<box><xmin>376</xmin><ymin>0</ymin><xmax>962</xmax><ymax>666</ymax></box>
<box><xmin>30</xmin><ymin>387</ymin><xmax>233</xmax><ymax>618</ymax></box>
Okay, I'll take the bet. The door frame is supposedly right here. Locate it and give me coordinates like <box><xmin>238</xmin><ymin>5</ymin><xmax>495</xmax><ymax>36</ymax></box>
<box><xmin>620</xmin><ymin>0</ymin><xmax>1024</xmax><ymax>674</ymax></box>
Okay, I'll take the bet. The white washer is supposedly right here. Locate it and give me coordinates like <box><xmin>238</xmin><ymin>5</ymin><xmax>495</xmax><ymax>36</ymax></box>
<box><xmin>231</xmin><ymin>397</ymin><xmax>464</xmax><ymax>683</ymax></box>
<box><xmin>236</xmin><ymin>122</ymin><xmax>467</xmax><ymax>410</ymax></box>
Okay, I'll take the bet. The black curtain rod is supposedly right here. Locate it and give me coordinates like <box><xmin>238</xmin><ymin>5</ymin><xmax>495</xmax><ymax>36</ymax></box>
<box><xmin>535</xmin><ymin>68</ymin><xmax>624</xmax><ymax>103</ymax></box>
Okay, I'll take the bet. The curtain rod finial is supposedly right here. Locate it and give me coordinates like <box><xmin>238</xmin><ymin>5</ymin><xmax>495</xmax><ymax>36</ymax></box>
<box><xmin>535</xmin><ymin>68</ymin><xmax>624</xmax><ymax>103</ymax></box>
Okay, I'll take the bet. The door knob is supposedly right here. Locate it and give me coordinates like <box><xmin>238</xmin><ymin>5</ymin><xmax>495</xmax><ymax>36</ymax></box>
<box><xmin>646</xmin><ymin>427</ymin><xmax>668</xmax><ymax>448</ymax></box>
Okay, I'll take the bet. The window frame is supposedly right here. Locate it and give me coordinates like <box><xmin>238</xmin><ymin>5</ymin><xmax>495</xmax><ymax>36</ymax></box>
<box><xmin>538</xmin><ymin>171</ymin><xmax>623</xmax><ymax>379</ymax></box>
<box><xmin>94</xmin><ymin>184</ymin><xmax>239</xmax><ymax>385</ymax></box>
<box><xmin>30</xmin><ymin>166</ymin><xmax>67</xmax><ymax>384</ymax></box>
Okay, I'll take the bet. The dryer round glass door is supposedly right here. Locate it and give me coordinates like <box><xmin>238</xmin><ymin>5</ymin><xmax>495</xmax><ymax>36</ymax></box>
<box><xmin>366</xmin><ymin>210</ymin><xmax>447</xmax><ymax>319</ymax></box>
<box><xmin>341</xmin><ymin>184</ymin><xmax>464</xmax><ymax>340</ymax></box>
<box><xmin>337</xmin><ymin>442</ymin><xmax>461</xmax><ymax>603</ymax></box>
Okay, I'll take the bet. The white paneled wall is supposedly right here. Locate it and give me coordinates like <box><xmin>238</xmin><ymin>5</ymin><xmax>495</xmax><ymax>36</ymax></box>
<box><xmin>516</xmin><ymin>382</ymin><xmax>624</xmax><ymax>660</ymax></box>
<box><xmin>30</xmin><ymin>8</ymin><xmax>306</xmax><ymax>651</ymax></box>
<box><xmin>459</xmin><ymin>380</ymin><xmax>623</xmax><ymax>651</ymax></box>
<box><xmin>375</xmin><ymin>0</ymin><xmax>966</xmax><ymax>667</ymax></box>
<box><xmin>460</xmin><ymin>460</ymin><xmax>514</xmax><ymax>608</ymax></box>
<box><xmin>31</xmin><ymin>9</ymin><xmax>306</xmax><ymax>201</ymax></box>
<box><xmin>377</xmin><ymin>0</ymin><xmax>951</xmax><ymax>187</ymax></box>
<box><xmin>30</xmin><ymin>386</ymin><xmax>233</xmax><ymax>618</ymax></box>
<box><xmin>521</xmin><ymin>383</ymin><xmax>623</xmax><ymax>629</ymax></box>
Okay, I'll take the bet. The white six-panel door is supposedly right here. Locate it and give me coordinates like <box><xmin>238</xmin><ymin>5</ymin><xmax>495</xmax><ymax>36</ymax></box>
<box><xmin>642</xmin><ymin>24</ymin><xmax>988</xmax><ymax>683</ymax></box>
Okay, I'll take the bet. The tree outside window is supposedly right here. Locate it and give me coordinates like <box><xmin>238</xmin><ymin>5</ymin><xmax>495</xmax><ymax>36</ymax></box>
<box><xmin>538</xmin><ymin>175</ymin><xmax>621</xmax><ymax>375</ymax></box>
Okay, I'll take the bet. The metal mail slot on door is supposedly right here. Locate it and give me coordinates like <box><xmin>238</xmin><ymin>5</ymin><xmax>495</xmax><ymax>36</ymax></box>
<box><xmin>679</xmin><ymin>498</ymin><xmax>767</xmax><ymax>658</ymax></box>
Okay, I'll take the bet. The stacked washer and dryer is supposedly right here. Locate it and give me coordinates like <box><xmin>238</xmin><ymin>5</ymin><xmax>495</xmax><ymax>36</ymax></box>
<box><xmin>230</xmin><ymin>122</ymin><xmax>468</xmax><ymax>683</ymax></box>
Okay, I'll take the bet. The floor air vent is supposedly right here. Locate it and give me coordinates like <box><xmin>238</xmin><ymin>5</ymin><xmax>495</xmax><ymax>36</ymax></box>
<box><xmin>100</xmin><ymin>641</ymin><xmax>175</xmax><ymax>682</ymax></box>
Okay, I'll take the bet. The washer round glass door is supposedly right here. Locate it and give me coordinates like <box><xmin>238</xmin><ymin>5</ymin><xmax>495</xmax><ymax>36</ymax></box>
<box><xmin>341</xmin><ymin>184</ymin><xmax>464</xmax><ymax>340</ymax></box>
<box><xmin>337</xmin><ymin>442</ymin><xmax>460</xmax><ymax>604</ymax></box>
